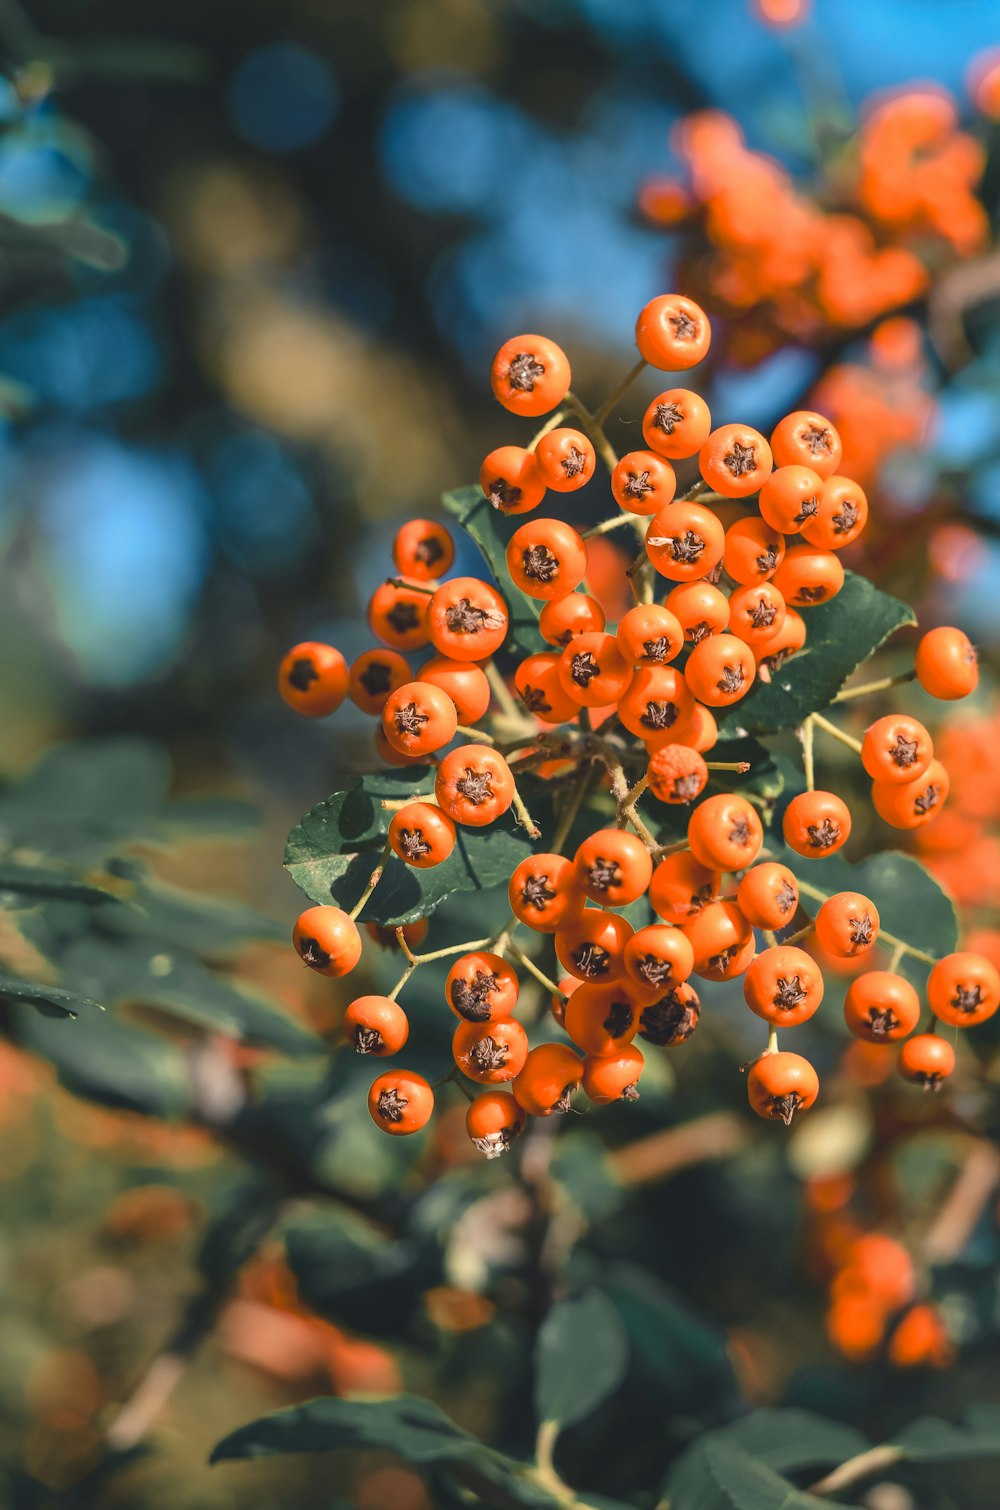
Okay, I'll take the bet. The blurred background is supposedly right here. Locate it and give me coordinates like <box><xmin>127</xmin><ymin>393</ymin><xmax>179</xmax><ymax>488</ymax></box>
<box><xmin>1</xmin><ymin>0</ymin><xmax>1000</xmax><ymax>1505</ymax></box>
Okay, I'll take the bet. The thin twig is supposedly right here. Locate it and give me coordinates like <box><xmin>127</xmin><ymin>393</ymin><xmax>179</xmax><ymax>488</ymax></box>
<box><xmin>811</xmin><ymin>710</ymin><xmax>863</xmax><ymax>755</ymax></box>
<box><xmin>593</xmin><ymin>357</ymin><xmax>648</xmax><ymax>424</ymax></box>
<box><xmin>832</xmin><ymin>669</ymin><xmax>917</xmax><ymax>703</ymax></box>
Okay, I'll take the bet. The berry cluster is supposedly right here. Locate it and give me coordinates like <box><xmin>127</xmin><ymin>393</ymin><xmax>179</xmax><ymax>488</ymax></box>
<box><xmin>278</xmin><ymin>295</ymin><xmax>994</xmax><ymax>1154</ymax></box>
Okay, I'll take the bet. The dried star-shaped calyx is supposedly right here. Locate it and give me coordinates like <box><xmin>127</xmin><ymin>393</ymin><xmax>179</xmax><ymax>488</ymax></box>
<box><xmin>377</xmin><ymin>1088</ymin><xmax>408</xmax><ymax>1123</ymax></box>
<box><xmin>716</xmin><ymin>664</ymin><xmax>745</xmax><ymax>695</ymax></box>
<box><xmin>691</xmin><ymin>882</ymin><xmax>715</xmax><ymax>911</ymax></box>
<box><xmin>773</xmin><ymin>975</ymin><xmax>807</xmax><ymax>1009</ymax></box>
<box><xmin>508</xmin><ymin>350</ymin><xmax>545</xmax><ymax>392</ymax></box>
<box><xmin>672</xmin><ymin>773</ymin><xmax>702</xmax><ymax>802</ymax></box>
<box><xmin>602</xmin><ymin>999</ymin><xmax>634</xmax><ymax>1037</ymax></box>
<box><xmin>446</xmin><ymin>598</ymin><xmax>505</xmax><ymax>635</ymax></box>
<box><xmin>792</xmin><ymin>496</ymin><xmax>819</xmax><ymax>524</ymax></box>
<box><xmin>396</xmin><ymin>827</ymin><xmax>432</xmax><ymax>861</ymax></box>
<box><xmin>866</xmin><ymin>1007</ymin><xmax>898</xmax><ymax>1037</ymax></box>
<box><xmin>287</xmin><ymin>657</ymin><xmax>319</xmax><ymax>692</ymax></box>
<box><xmin>796</xmin><ymin>585</ymin><xmax>827</xmax><ymax>603</ymax></box>
<box><xmin>913</xmin><ymin>784</ymin><xmax>940</xmax><ymax>814</ymax></box>
<box><xmin>708</xmin><ymin>945</ymin><xmax>739</xmax><ymax>973</ymax></box>
<box><xmin>951</xmin><ymin>983</ymin><xmax>984</xmax><ymax>1014</ymax></box>
<box><xmin>638</xmin><ymin>989</ymin><xmax>698</xmax><ymax>1045</ymax></box>
<box><xmin>775</xmin><ymin>880</ymin><xmax>797</xmax><ymax>914</ymax></box>
<box><xmin>635</xmin><ymin>953</ymin><xmax>676</xmax><ymax>987</ymax></box>
<box><xmin>520</xmin><ymin>873</ymin><xmax>556</xmax><ymax>911</ymax></box>
<box><xmin>620</xmin><ymin>1082</ymin><xmax>640</xmax><ymax>1102</ymax></box>
<box><xmin>832</xmin><ymin>499</ymin><xmax>859</xmax><ymax>534</ymax></box>
<box><xmin>561</xmin><ymin>446</ymin><xmax>587</xmax><ymax>478</ymax></box>
<box><xmin>759</xmin><ymin>649</ymin><xmax>791</xmax><ymax>675</ymax></box>
<box><xmin>729</xmin><ymin>816</ymin><xmax>751</xmax><ymax>846</ymax></box>
<box><xmin>769</xmin><ymin>1092</ymin><xmax>802</xmax><ymax>1126</ymax></box>
<box><xmin>642</xmin><ymin>636</ymin><xmax>672</xmax><ymax>661</ymax></box>
<box><xmin>916</xmin><ymin>1072</ymin><xmax>946</xmax><ymax>1092</ymax></box>
<box><xmin>394</xmin><ymin>702</ymin><xmax>429</xmax><ymax>736</ymax></box>
<box><xmin>471</xmin><ymin>1035</ymin><xmax>509</xmax><ymax>1072</ymax></box>
<box><xmin>687</xmin><ymin>620</ymin><xmax>713</xmax><ymax>645</ymax></box>
<box><xmin>668</xmin><ymin>529</ymin><xmax>706</xmax><ymax>564</ymax></box>
<box><xmin>552</xmin><ymin>1084</ymin><xmax>576</xmax><ymax>1113</ymax></box>
<box><xmin>653</xmin><ymin>401</ymin><xmax>685</xmax><ymax>434</ymax></box>
<box><xmin>520</xmin><ymin>685</ymin><xmax>551</xmax><ymax>714</ymax></box>
<box><xmin>570</xmin><ymin>650</ymin><xmax>599</xmax><ymax>687</ymax></box>
<box><xmin>724</xmin><ymin>440</ymin><xmax>758</xmax><ymax>478</ymax></box>
<box><xmin>587</xmin><ymin>857</ymin><xmax>623</xmax><ymax>893</ymax></box>
<box><xmin>640</xmin><ymin>699</ymin><xmax>678</xmax><ymax>730</ymax></box>
<box><xmin>806</xmin><ymin>818</ymin><xmax>840</xmax><ymax>849</ymax></box>
<box><xmin>849</xmin><ymin>914</ymin><xmax>874</xmax><ymax>949</ymax></box>
<box><xmin>669</xmin><ymin>309</ymin><xmax>698</xmax><ymax>340</ymax></box>
<box><xmin>890</xmin><ymin>733</ymin><xmax>920</xmax><ymax>768</ymax></box>
<box><xmin>804</xmin><ymin>424</ymin><xmax>833</xmax><ymax>457</ymax></box>
<box><xmin>451</xmin><ymin>970</ymin><xmax>499</xmax><ymax>1022</ymax></box>
<box><xmin>473</xmin><ymin>1126</ymin><xmax>522</xmax><ymax>1159</ymax></box>
<box><xmin>387</xmin><ymin>601</ymin><xmax>420</xmax><ymax>633</ymax></box>
<box><xmin>353</xmin><ymin>1025</ymin><xmax>384</xmax><ymax>1054</ymax></box>
<box><xmin>456</xmin><ymin>768</ymin><xmax>494</xmax><ymax>806</ymax></box>
<box><xmin>359</xmin><ymin>661</ymin><xmax>392</xmax><ymax>695</ymax></box>
<box><xmin>414</xmin><ymin>535</ymin><xmax>445</xmax><ymax>565</ymax></box>
<box><xmin>298</xmin><ymin>936</ymin><xmax>330</xmax><ymax>969</ymax></box>
<box><xmin>486</xmin><ymin>477</ymin><xmax>521</xmax><ymax>510</ymax></box>
<box><xmin>749</xmin><ymin>598</ymin><xmax>777</xmax><ymax>628</ymax></box>
<box><xmin>522</xmin><ymin>545</ymin><xmax>560</xmax><ymax>582</ymax></box>
<box><xmin>755</xmin><ymin>544</ymin><xmax>779</xmax><ymax>575</ymax></box>
<box><xmin>624</xmin><ymin>469</ymin><xmax>654</xmax><ymax>500</ymax></box>
<box><xmin>572</xmin><ymin>942</ymin><xmax>610</xmax><ymax>978</ymax></box>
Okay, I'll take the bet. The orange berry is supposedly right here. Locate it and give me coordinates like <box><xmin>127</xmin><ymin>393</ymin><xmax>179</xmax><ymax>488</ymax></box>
<box><xmin>844</xmin><ymin>971</ymin><xmax>920</xmax><ymax>1042</ymax></box>
<box><xmin>417</xmin><ymin>655</ymin><xmax>492</xmax><ymax>724</ymax></box>
<box><xmin>747</xmin><ymin>1050</ymin><xmax>819</xmax><ymax>1124</ymax></box>
<box><xmin>465</xmin><ymin>1090</ymin><xmax>526</xmax><ymax>1158</ymax></box>
<box><xmin>429</xmin><ymin>577</ymin><xmax>508</xmax><ymax>661</ymax></box>
<box><xmin>871</xmin><ymin>759</ymin><xmax>950</xmax><ymax>829</ymax></box>
<box><xmin>754</xmin><ymin>608</ymin><xmax>806</xmax><ymax>680</ymax></box>
<box><xmin>897</xmin><ymin>1033</ymin><xmax>955</xmax><ymax>1090</ymax></box>
<box><xmin>382</xmin><ymin>681</ymin><xmax>458</xmax><ymax>757</ymax></box>
<box><xmin>555</xmin><ymin>908</ymin><xmax>634</xmax><ymax>983</ymax></box>
<box><xmin>539</xmin><ymin>592</ymin><xmax>605</xmax><ymax>646</ymax></box>
<box><xmin>737</xmin><ymin>863</ymin><xmax>799</xmax><ymax>929</ymax></box>
<box><xmin>699</xmin><ymin>423</ymin><xmax>773</xmax><ymax>498</ymax></box>
<box><xmin>669</xmin><ymin>700</ymin><xmax>719</xmax><ymax>753</ymax></box>
<box><xmin>392</xmin><ymin>518</ymin><xmax>454</xmax><ymax>582</ymax></box>
<box><xmin>727</xmin><ymin>582</ymin><xmax>787</xmax><ymax>649</ymax></box>
<box><xmin>534</xmin><ymin>428</ymin><xmax>596</xmax><ymax>492</ymax></box>
<box><xmin>801</xmin><ymin>475</ymin><xmax>869</xmax><ymax>550</ymax></box>
<box><xmin>479</xmin><ymin>445</ymin><xmax>547</xmax><ymax>515</ymax></box>
<box><xmin>914</xmin><ymin>626</ymin><xmax>979</xmax><ymax>699</ymax></box>
<box><xmin>512</xmin><ymin>1043</ymin><xmax>584</xmax><ymax>1116</ymax></box>
<box><xmin>683</xmin><ymin>899</ymin><xmax>753</xmax><ymax>977</ymax></box>
<box><xmin>491</xmin><ymin>334</ymin><xmax>571</xmax><ymax>417</ymax></box>
<box><xmin>641</xmin><ymin>388</ymin><xmax>712</xmax><ymax>459</ymax></box>
<box><xmin>368</xmin><ymin>1070</ymin><xmax>434</xmax><ymax>1135</ymax></box>
<box><xmin>388</xmin><ymin>801</ymin><xmax>457</xmax><ymax>868</ymax></box>
<box><xmin>666</xmin><ymin>579</ymin><xmax>730</xmax><ymax>643</ymax></box>
<box><xmin>616</xmin><ymin>603</ymin><xmax>684</xmax><ymax>666</ymax></box>
<box><xmin>927</xmin><ymin>951</ymin><xmax>1000</xmax><ymax>1028</ymax></box>
<box><xmin>557</xmin><ymin>631</ymin><xmax>633</xmax><ymax>707</ymax></box>
<box><xmin>368</xmin><ymin>578</ymin><xmax>432</xmax><ymax>651</ymax></box>
<box><xmin>624</xmin><ymin>923</ymin><xmax>695</xmax><ymax>993</ymax></box>
<box><xmin>646</xmin><ymin>501</ymin><xmax>725</xmax><ymax>581</ymax></box>
<box><xmin>574</xmin><ymin>828</ymin><xmax>653</xmax><ymax>907</ymax></box>
<box><xmin>508</xmin><ymin>853</ymin><xmax>580</xmax><ymax>933</ymax></box>
<box><xmin>861</xmin><ymin>714</ymin><xmax>933</xmax><ymax>785</ymax></box>
<box><xmin>744</xmin><ymin>946</ymin><xmax>824</xmax><ymax>1027</ymax></box>
<box><xmin>636</xmin><ymin>982</ymin><xmax>700</xmax><ymax>1045</ymax></box>
<box><xmin>279</xmin><ymin>641</ymin><xmax>349</xmax><ymax>717</ymax></box>
<box><xmin>888</xmin><ymin>1304</ymin><xmax>952</xmax><ymax>1369</ymax></box>
<box><xmin>293</xmin><ymin>906</ymin><xmax>362</xmax><ymax>977</ymax></box>
<box><xmin>815</xmin><ymin>892</ymin><xmax>880</xmax><ymax>957</ymax></box>
<box><xmin>619</xmin><ymin>663</ymin><xmax>694</xmax><ymax>736</ymax></box>
<box><xmin>783</xmin><ymin>790</ymin><xmax>852</xmax><ymax>857</ymax></box>
<box><xmin>723</xmin><ymin>516</ymin><xmax>785</xmax><ymax>584</ymax></box>
<box><xmin>515</xmin><ymin>651</ymin><xmax>584</xmax><ymax>723</ymax></box>
<box><xmin>758</xmin><ymin>464</ymin><xmax>824</xmax><ymax>535</ymax></box>
<box><xmin>506</xmin><ymin>518</ymin><xmax>588</xmax><ymax>601</ymax></box>
<box><xmin>349</xmin><ymin>649</ymin><xmax>412</xmax><ymax>716</ymax></box>
<box><xmin>453</xmin><ymin>1018</ymin><xmax>529</xmax><ymax>1084</ymax></box>
<box><xmin>635</xmin><ymin>294</ymin><xmax>711</xmax><ymax>370</ymax></box>
<box><xmin>582</xmin><ymin>1045</ymin><xmax>644</xmax><ymax>1105</ymax></box>
<box><xmin>770</xmin><ymin>410</ymin><xmax>842</xmax><ymax>476</ymax></box>
<box><xmin>649</xmin><ymin>849</ymin><xmax>721</xmax><ymax>922</ymax></box>
<box><xmin>374</xmin><ymin>725</ymin><xmax>426</xmax><ymax>767</ymax></box>
<box><xmin>647</xmin><ymin>743</ymin><xmax>708</xmax><ymax>804</ymax></box>
<box><xmin>343</xmin><ymin>995</ymin><xmax>409</xmax><ymax>1056</ymax></box>
<box><xmin>564</xmin><ymin>980</ymin><xmax>645</xmax><ymax>1056</ymax></box>
<box><xmin>772</xmin><ymin>544</ymin><xmax>845</xmax><ymax>607</ymax></box>
<box><xmin>684</xmin><ymin>632</ymin><xmax>756</xmax><ymax>707</ymax></box>
<box><xmin>446</xmin><ymin>951</ymin><xmax>519</xmax><ymax>1023</ymax></box>
<box><xmin>435</xmin><ymin>744</ymin><xmax>515</xmax><ymax>827</ymax></box>
<box><xmin>611</xmin><ymin>450</ymin><xmax>677</xmax><ymax>514</ymax></box>
<box><xmin>687</xmin><ymin>793</ymin><xmax>763</xmax><ymax>871</ymax></box>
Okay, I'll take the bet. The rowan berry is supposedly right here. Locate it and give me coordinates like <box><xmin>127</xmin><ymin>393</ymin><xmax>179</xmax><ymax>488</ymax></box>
<box><xmin>646</xmin><ymin>501</ymin><xmax>725</xmax><ymax>581</ymax></box>
<box><xmin>534</xmin><ymin>428</ymin><xmax>596</xmax><ymax>492</ymax></box>
<box><xmin>684</xmin><ymin>900</ymin><xmax>754</xmax><ymax>979</ymax></box>
<box><xmin>736</xmin><ymin>863</ymin><xmax>799</xmax><ymax>929</ymax></box>
<box><xmin>844</xmin><ymin>971</ymin><xmax>920</xmax><ymax>1041</ymax></box>
<box><xmin>343</xmin><ymin>995</ymin><xmax>410</xmax><ymax>1056</ymax></box>
<box><xmin>727</xmin><ymin>583</ymin><xmax>787</xmax><ymax>649</ymax></box>
<box><xmin>506</xmin><ymin>518</ymin><xmax>588</xmax><ymax>602</ymax></box>
<box><xmin>582</xmin><ymin>1045</ymin><xmax>644</xmax><ymax>1105</ymax></box>
<box><xmin>744</xmin><ymin>946</ymin><xmax>824</xmax><ymax>1026</ymax></box>
<box><xmin>670</xmin><ymin>701</ymin><xmax>719</xmax><ymax>753</ymax></box>
<box><xmin>491</xmin><ymin>334</ymin><xmax>571</xmax><ymax>417</ymax></box>
<box><xmin>508</xmin><ymin>853</ymin><xmax>579</xmax><ymax>932</ymax></box>
<box><xmin>392</xmin><ymin>518</ymin><xmax>454</xmax><ymax>582</ymax></box>
<box><xmin>465</xmin><ymin>1090</ymin><xmax>526</xmax><ymax>1159</ymax></box>
<box><xmin>845</xmin><ymin>1234</ymin><xmax>916</xmax><ymax>1311</ymax></box>
<box><xmin>861</xmin><ymin>714</ymin><xmax>933</xmax><ymax>785</ymax></box>
<box><xmin>414</xmin><ymin>657</ymin><xmax>488</xmax><ymax>725</ymax></box>
<box><xmin>550</xmin><ymin>975</ymin><xmax>578</xmax><ymax>1029</ymax></box>
<box><xmin>747</xmin><ymin>1050</ymin><xmax>819</xmax><ymax>1124</ymax></box>
<box><xmin>927</xmin><ymin>950</ymin><xmax>1000</xmax><ymax>1027</ymax></box>
<box><xmin>374</xmin><ymin>725</ymin><xmax>427</xmax><ymax>767</ymax></box>
<box><xmin>871</xmin><ymin>759</ymin><xmax>950</xmax><ymax>829</ymax></box>
<box><xmin>574</xmin><ymin>828</ymin><xmax>653</xmax><ymax>907</ymax></box>
<box><xmin>479</xmin><ymin>445</ymin><xmax>547</xmax><ymax>515</ymax></box>
<box><xmin>665</xmin><ymin>580</ymin><xmax>730</xmax><ymax>643</ymax></box>
<box><xmin>515</xmin><ymin>651</ymin><xmax>582</xmax><ymax>723</ymax></box>
<box><xmin>772</xmin><ymin>545</ymin><xmax>844</xmax><ymax>607</ymax></box>
<box><xmin>914</xmin><ymin>626</ymin><xmax>979</xmax><ymax>699</ymax></box>
<box><xmin>641</xmin><ymin>388</ymin><xmax>712</xmax><ymax>459</ymax></box>
<box><xmin>699</xmin><ymin>424</ymin><xmax>773</xmax><ymax>499</ymax></box>
<box><xmin>388</xmin><ymin>801</ymin><xmax>457</xmax><ymax>868</ymax></box>
<box><xmin>429</xmin><ymin>577</ymin><xmax>508</xmax><ymax>661</ymax></box>
<box><xmin>446</xmin><ymin>951</ymin><xmax>519</xmax><ymax>1023</ymax></box>
<box><xmin>649</xmin><ymin>849</ymin><xmax>721</xmax><ymax>921</ymax></box>
<box><xmin>293</xmin><ymin>906</ymin><xmax>362</xmax><ymax>977</ymax></box>
<box><xmin>619</xmin><ymin>663</ymin><xmax>694</xmax><ymax>736</ymax></box>
<box><xmin>624</xmin><ymin>923</ymin><xmax>695</xmax><ymax>993</ymax></box>
<box><xmin>802</xmin><ymin>476</ymin><xmax>869</xmax><ymax>550</ymax></box>
<box><xmin>636</xmin><ymin>982</ymin><xmax>700</xmax><ymax>1045</ymax></box>
<box><xmin>615</xmin><ymin>604</ymin><xmax>684</xmax><ymax>666</ymax></box>
<box><xmin>557</xmin><ymin>631</ymin><xmax>633</xmax><ymax>708</ymax></box>
<box><xmin>279</xmin><ymin>641</ymin><xmax>349</xmax><ymax>717</ymax></box>
<box><xmin>435</xmin><ymin>745</ymin><xmax>515</xmax><ymax>826</ymax></box>
<box><xmin>382</xmin><ymin>681</ymin><xmax>458</xmax><ymax>757</ymax></box>
<box><xmin>567</xmin><ymin>978</ymin><xmax>648</xmax><ymax>1055</ymax></box>
<box><xmin>770</xmin><ymin>410</ymin><xmax>842</xmax><ymax>477</ymax></box>
<box><xmin>611</xmin><ymin>450</ymin><xmax>676</xmax><ymax>514</ymax></box>
<box><xmin>827</xmin><ymin>1296</ymin><xmax>884</xmax><ymax>1361</ymax></box>
<box><xmin>453</xmin><ymin>1017</ymin><xmax>529</xmax><ymax>1084</ymax></box>
<box><xmin>783</xmin><ymin>790</ymin><xmax>852</xmax><ymax>857</ymax></box>
<box><xmin>888</xmin><ymin>1304</ymin><xmax>952</xmax><ymax>1369</ymax></box>
<box><xmin>815</xmin><ymin>892</ymin><xmax>880</xmax><ymax>957</ymax></box>
<box><xmin>512</xmin><ymin>1043</ymin><xmax>584</xmax><ymax>1116</ymax></box>
<box><xmin>368</xmin><ymin>1070</ymin><xmax>434</xmax><ymax>1135</ymax></box>
<box><xmin>723</xmin><ymin>516</ymin><xmax>785</xmax><ymax>584</ymax></box>
<box><xmin>348</xmin><ymin>649</ymin><xmax>411</xmax><ymax>716</ymax></box>
<box><xmin>754</xmin><ymin>608</ymin><xmax>806</xmax><ymax>680</ymax></box>
<box><xmin>897</xmin><ymin>1033</ymin><xmax>955</xmax><ymax>1090</ymax></box>
<box><xmin>684</xmin><ymin>632</ymin><xmax>757</xmax><ymax>707</ymax></box>
<box><xmin>647</xmin><ymin>743</ymin><xmax>708</xmax><ymax>804</ymax></box>
<box><xmin>555</xmin><ymin>909</ymin><xmax>633</xmax><ymax>983</ymax></box>
<box><xmin>687</xmin><ymin>793</ymin><xmax>763</xmax><ymax>871</ymax></box>
<box><xmin>538</xmin><ymin>592</ymin><xmax>605</xmax><ymax>646</ymax></box>
<box><xmin>635</xmin><ymin>294</ymin><xmax>711</xmax><ymax>370</ymax></box>
<box><xmin>758</xmin><ymin>465</ymin><xmax>824</xmax><ymax>535</ymax></box>
<box><xmin>368</xmin><ymin>579</ymin><xmax>432</xmax><ymax>651</ymax></box>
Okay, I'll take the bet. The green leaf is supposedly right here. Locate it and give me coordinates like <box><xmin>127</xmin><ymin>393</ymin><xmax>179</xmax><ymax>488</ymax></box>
<box><xmin>721</xmin><ymin>572</ymin><xmax>914</xmax><ymax>735</ymax></box>
<box><xmin>549</xmin><ymin>1131</ymin><xmax>626</xmax><ymax>1224</ymax></box>
<box><xmin>666</xmin><ymin>1437</ymin><xmax>855</xmax><ymax>1510</ymax></box>
<box><xmin>0</xmin><ymin>737</ymin><xmax>172</xmax><ymax>858</ymax></box>
<box><xmin>283</xmin><ymin>1205</ymin><xmax>428</xmax><ymax>1338</ymax></box>
<box><xmin>441</xmin><ymin>484</ymin><xmax>546</xmax><ymax>660</ymax></box>
<box><xmin>14</xmin><ymin>1004</ymin><xmax>192</xmax><ymax>1118</ymax></box>
<box><xmin>534</xmin><ymin>1289</ymin><xmax>629</xmax><ymax>1430</ymax></box>
<box><xmin>0</xmin><ymin>863</ymin><xmax>129</xmax><ymax>907</ymax></box>
<box><xmin>0</xmin><ymin>974</ymin><xmax>102</xmax><ymax>1018</ymax></box>
<box><xmin>602</xmin><ymin>1266</ymin><xmax>737</xmax><ymax>1416</ymax></box>
<box><xmin>891</xmin><ymin>1406</ymin><xmax>1000</xmax><ymax>1462</ymax></box>
<box><xmin>719</xmin><ymin>1411</ymin><xmax>870</xmax><ymax>1475</ymax></box>
<box><xmin>104</xmin><ymin>876</ymin><xmax>284</xmax><ymax>955</ymax></box>
<box><xmin>198</xmin><ymin>1178</ymin><xmax>282</xmax><ymax>1289</ymax></box>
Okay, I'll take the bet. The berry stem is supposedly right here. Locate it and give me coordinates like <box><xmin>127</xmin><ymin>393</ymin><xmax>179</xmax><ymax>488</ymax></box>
<box><xmin>832</xmin><ymin>669</ymin><xmax>918</xmax><ymax>703</ymax></box>
<box><xmin>552</xmin><ymin>762</ymin><xmax>595</xmax><ymax>853</ymax></box>
<box><xmin>348</xmin><ymin>840</ymin><xmax>392</xmax><ymax>921</ymax></box>
<box><xmin>510</xmin><ymin>945</ymin><xmax>566</xmax><ymax>999</ymax></box>
<box><xmin>593</xmin><ymin>356</ymin><xmax>648</xmax><ymax>424</ymax></box>
<box><xmin>393</xmin><ymin>927</ymin><xmax>495</xmax><ymax>967</ymax></box>
<box><xmin>606</xmin><ymin>759</ymin><xmax>658</xmax><ymax>850</ymax></box>
<box><xmin>582</xmin><ymin>511</ymin><xmax>648</xmax><ymax>540</ymax></box>
<box><xmin>456</xmin><ymin>723</ymin><xmax>495</xmax><ymax>744</ymax></box>
<box><xmin>385</xmin><ymin>575</ymin><xmax>435</xmax><ymax>595</ymax></box>
<box><xmin>387</xmin><ymin>962</ymin><xmax>417</xmax><ymax>1001</ymax></box>
<box><xmin>705</xmin><ymin>760</ymin><xmax>752</xmax><ymax>772</ymax></box>
<box><xmin>510</xmin><ymin>778</ymin><xmax>542</xmax><ymax>839</ymax></box>
<box><xmin>485</xmin><ymin>660</ymin><xmax>525</xmax><ymax>727</ymax></box>
<box><xmin>526</xmin><ymin>406</ymin><xmax>569</xmax><ymax>453</ymax></box>
<box><xmin>798</xmin><ymin>715</ymin><xmax>816</xmax><ymax>791</ymax></box>
<box><xmin>794</xmin><ymin>878</ymin><xmax>939</xmax><ymax>964</ymax></box>
<box><xmin>767</xmin><ymin>1027</ymin><xmax>779</xmax><ymax>1055</ymax></box>
<box><xmin>533</xmin><ymin>1420</ymin><xmax>574</xmax><ymax>1503</ymax></box>
<box><xmin>887</xmin><ymin>941</ymin><xmax>906</xmax><ymax>973</ymax></box>
<box><xmin>811</xmin><ymin>710</ymin><xmax>863</xmax><ymax>755</ymax></box>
